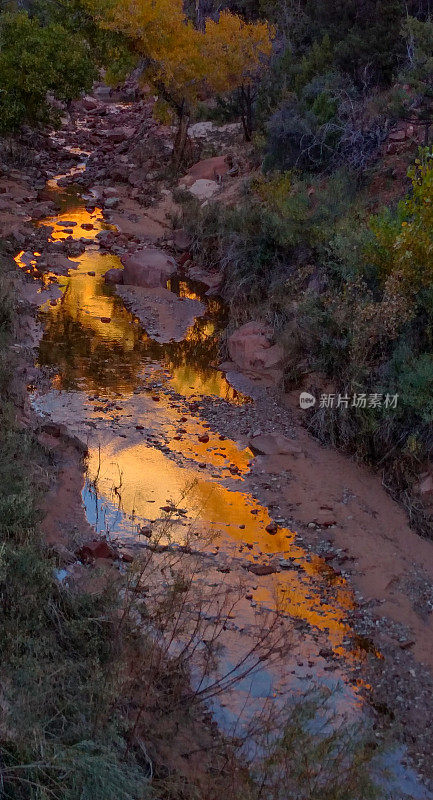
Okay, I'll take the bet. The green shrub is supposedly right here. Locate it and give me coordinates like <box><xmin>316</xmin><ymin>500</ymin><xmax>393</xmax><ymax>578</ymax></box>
<box><xmin>0</xmin><ymin>10</ymin><xmax>96</xmax><ymax>133</ymax></box>
<box><xmin>368</xmin><ymin>148</ymin><xmax>433</xmax><ymax>292</ymax></box>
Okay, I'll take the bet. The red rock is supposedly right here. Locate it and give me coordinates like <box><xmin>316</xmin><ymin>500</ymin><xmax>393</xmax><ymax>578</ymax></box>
<box><xmin>388</xmin><ymin>128</ymin><xmax>406</xmax><ymax>142</ymax></box>
<box><xmin>121</xmin><ymin>248</ymin><xmax>176</xmax><ymax>289</ymax></box>
<box><xmin>100</xmin><ymin>317</ymin><xmax>111</xmax><ymax>323</ymax></box>
<box><xmin>173</xmin><ymin>229</ymin><xmax>192</xmax><ymax>252</ymax></box>
<box><xmin>104</xmin><ymin>268</ymin><xmax>123</xmax><ymax>284</ymax></box>
<box><xmin>78</xmin><ymin>539</ymin><xmax>117</xmax><ymax>561</ymax></box>
<box><xmin>82</xmin><ymin>95</ymin><xmax>101</xmax><ymax>111</ymax></box>
<box><xmin>81</xmin><ymin>223</ymin><xmax>94</xmax><ymax>230</ymax></box>
<box><xmin>139</xmin><ymin>525</ymin><xmax>152</xmax><ymax>537</ymax></box>
<box><xmin>266</xmin><ymin>521</ymin><xmax>278</xmax><ymax>535</ymax></box>
<box><xmin>228</xmin><ymin>321</ymin><xmax>284</xmax><ymax>376</ymax></box>
<box><xmin>178</xmin><ymin>251</ymin><xmax>192</xmax><ymax>267</ymax></box>
<box><xmin>198</xmin><ymin>433</ymin><xmax>209</xmax><ymax>443</ymax></box>
<box><xmin>181</xmin><ymin>156</ymin><xmax>230</xmax><ymax>187</ymax></box>
<box><xmin>249</xmin><ymin>433</ymin><xmax>302</xmax><ymax>456</ymax></box>
<box><xmin>87</xmin><ymin>271</ymin><xmax>96</xmax><ymax>276</ymax></box>
<box><xmin>247</xmin><ymin>563</ymin><xmax>278</xmax><ymax>576</ymax></box>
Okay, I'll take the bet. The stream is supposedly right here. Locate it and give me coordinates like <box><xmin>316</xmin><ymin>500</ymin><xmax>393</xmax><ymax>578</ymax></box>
<box><xmin>15</xmin><ymin>157</ymin><xmax>433</xmax><ymax>798</ymax></box>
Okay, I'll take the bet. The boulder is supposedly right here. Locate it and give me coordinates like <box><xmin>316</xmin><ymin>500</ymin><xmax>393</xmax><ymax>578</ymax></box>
<box><xmin>188</xmin><ymin>265</ymin><xmax>223</xmax><ymax>294</ymax></box>
<box><xmin>82</xmin><ymin>95</ymin><xmax>101</xmax><ymax>111</ymax></box>
<box><xmin>77</xmin><ymin>539</ymin><xmax>117</xmax><ymax>562</ymax></box>
<box><xmin>249</xmin><ymin>433</ymin><xmax>302</xmax><ymax>456</ymax></box>
<box><xmin>31</xmin><ymin>202</ymin><xmax>56</xmax><ymax>219</ymax></box>
<box><xmin>104</xmin><ymin>267</ymin><xmax>124</xmax><ymax>284</ymax></box>
<box><xmin>121</xmin><ymin>247</ymin><xmax>176</xmax><ymax>288</ymax></box>
<box><xmin>103</xmin><ymin>197</ymin><xmax>119</xmax><ymax>209</ymax></box>
<box><xmin>188</xmin><ymin>179</ymin><xmax>219</xmax><ymax>201</ymax></box>
<box><xmin>45</xmin><ymin>253</ymin><xmax>78</xmax><ymax>275</ymax></box>
<box><xmin>388</xmin><ymin>128</ymin><xmax>406</xmax><ymax>142</ymax></box>
<box><xmin>247</xmin><ymin>563</ymin><xmax>279</xmax><ymax>576</ymax></box>
<box><xmin>104</xmin><ymin>125</ymin><xmax>135</xmax><ymax>143</ymax></box>
<box><xmin>180</xmin><ymin>156</ymin><xmax>229</xmax><ymax>187</ymax></box>
<box><xmin>416</xmin><ymin>475</ymin><xmax>433</xmax><ymax>495</ymax></box>
<box><xmin>173</xmin><ymin>228</ymin><xmax>192</xmax><ymax>252</ymax></box>
<box><xmin>116</xmin><ymin>285</ymin><xmax>204</xmax><ymax>343</ymax></box>
<box><xmin>228</xmin><ymin>321</ymin><xmax>284</xmax><ymax>375</ymax></box>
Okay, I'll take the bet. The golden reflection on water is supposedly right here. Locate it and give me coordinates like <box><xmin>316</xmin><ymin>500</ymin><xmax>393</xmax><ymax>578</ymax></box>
<box><xmin>38</xmin><ymin>266</ymin><xmax>243</xmax><ymax>398</ymax></box>
<box><xmin>26</xmin><ymin>188</ymin><xmax>371</xmax><ymax>668</ymax></box>
<box><xmin>40</xmin><ymin>206</ymin><xmax>105</xmax><ymax>240</ymax></box>
<box><xmin>86</xmin><ymin>436</ymin><xmax>358</xmax><ymax>658</ymax></box>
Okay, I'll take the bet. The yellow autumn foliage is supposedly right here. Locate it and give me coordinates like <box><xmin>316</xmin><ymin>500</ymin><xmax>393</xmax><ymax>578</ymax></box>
<box><xmin>85</xmin><ymin>0</ymin><xmax>272</xmax><ymax>112</ymax></box>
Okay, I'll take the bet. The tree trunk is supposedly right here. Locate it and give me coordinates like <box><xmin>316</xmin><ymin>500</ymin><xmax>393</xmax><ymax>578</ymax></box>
<box><xmin>172</xmin><ymin>108</ymin><xmax>191</xmax><ymax>172</ymax></box>
<box><xmin>239</xmin><ymin>84</ymin><xmax>253</xmax><ymax>142</ymax></box>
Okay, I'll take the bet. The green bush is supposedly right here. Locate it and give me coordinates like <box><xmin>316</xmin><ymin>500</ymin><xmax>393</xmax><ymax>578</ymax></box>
<box><xmin>0</xmin><ymin>10</ymin><xmax>96</xmax><ymax>133</ymax></box>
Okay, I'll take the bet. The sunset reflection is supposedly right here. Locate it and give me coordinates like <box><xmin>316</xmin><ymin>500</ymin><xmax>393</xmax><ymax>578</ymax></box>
<box><xmin>30</xmin><ymin>184</ymin><xmax>374</xmax><ymax>678</ymax></box>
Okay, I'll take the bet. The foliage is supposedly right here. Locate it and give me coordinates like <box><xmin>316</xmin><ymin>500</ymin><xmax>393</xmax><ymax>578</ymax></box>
<box><xmin>0</xmin><ymin>11</ymin><xmax>95</xmax><ymax>134</ymax></box>
<box><xmin>389</xmin><ymin>349</ymin><xmax>433</xmax><ymax>425</ymax></box>
<box><xmin>84</xmin><ymin>0</ymin><xmax>272</xmax><ymax>118</ymax></box>
<box><xmin>30</xmin><ymin>0</ymin><xmax>134</xmax><ymax>79</ymax></box>
<box><xmin>286</xmin><ymin>0</ymin><xmax>404</xmax><ymax>85</ymax></box>
<box><xmin>250</xmin><ymin>691</ymin><xmax>378</xmax><ymax>800</ymax></box>
<box><xmin>368</xmin><ymin>147</ymin><xmax>433</xmax><ymax>292</ymax></box>
<box><xmin>181</xmin><ymin>168</ymin><xmax>356</xmax><ymax>309</ymax></box>
<box><xmin>264</xmin><ymin>70</ymin><xmax>387</xmax><ymax>173</ymax></box>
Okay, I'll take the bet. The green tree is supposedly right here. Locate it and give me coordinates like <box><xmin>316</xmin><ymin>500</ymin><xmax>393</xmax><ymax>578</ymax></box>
<box><xmin>0</xmin><ymin>10</ymin><xmax>96</xmax><ymax>134</ymax></box>
<box><xmin>368</xmin><ymin>147</ymin><xmax>433</xmax><ymax>293</ymax></box>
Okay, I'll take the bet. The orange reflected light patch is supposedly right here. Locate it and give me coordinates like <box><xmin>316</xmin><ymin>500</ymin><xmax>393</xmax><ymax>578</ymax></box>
<box><xmin>86</xmin><ymin>436</ymin><xmax>363</xmax><ymax>661</ymax></box>
<box><xmin>38</xmin><ymin>206</ymin><xmax>106</xmax><ymax>241</ymax></box>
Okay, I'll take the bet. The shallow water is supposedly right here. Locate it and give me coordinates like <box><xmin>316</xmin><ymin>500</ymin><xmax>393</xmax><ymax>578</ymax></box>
<box><xmin>17</xmin><ymin>172</ymin><xmax>433</xmax><ymax>798</ymax></box>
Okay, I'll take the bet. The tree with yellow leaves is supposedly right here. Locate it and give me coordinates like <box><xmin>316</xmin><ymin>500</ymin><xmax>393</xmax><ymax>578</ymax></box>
<box><xmin>85</xmin><ymin>0</ymin><xmax>272</xmax><ymax>165</ymax></box>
